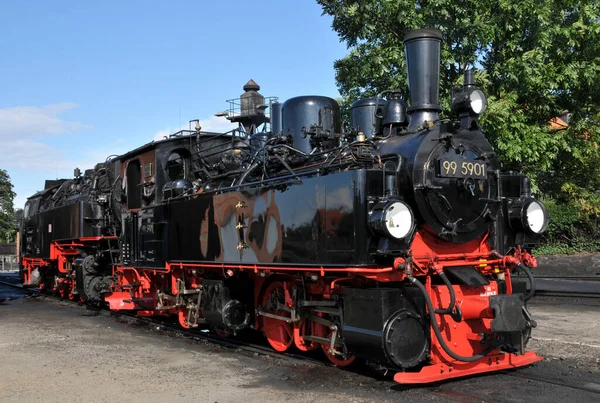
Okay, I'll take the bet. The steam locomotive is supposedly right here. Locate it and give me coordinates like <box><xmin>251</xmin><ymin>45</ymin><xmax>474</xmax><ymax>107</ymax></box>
<box><xmin>18</xmin><ymin>29</ymin><xmax>549</xmax><ymax>384</ymax></box>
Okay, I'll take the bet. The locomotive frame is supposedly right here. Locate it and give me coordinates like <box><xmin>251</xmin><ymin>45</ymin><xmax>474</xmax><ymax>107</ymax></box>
<box><xmin>18</xmin><ymin>29</ymin><xmax>549</xmax><ymax>384</ymax></box>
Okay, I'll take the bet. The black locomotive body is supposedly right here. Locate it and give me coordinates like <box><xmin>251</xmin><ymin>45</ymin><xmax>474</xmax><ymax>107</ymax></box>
<box><xmin>19</xmin><ymin>29</ymin><xmax>549</xmax><ymax>384</ymax></box>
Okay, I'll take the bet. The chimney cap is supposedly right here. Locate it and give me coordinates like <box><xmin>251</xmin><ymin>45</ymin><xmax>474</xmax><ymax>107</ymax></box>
<box><xmin>243</xmin><ymin>79</ymin><xmax>260</xmax><ymax>92</ymax></box>
<box><xmin>403</xmin><ymin>29</ymin><xmax>443</xmax><ymax>43</ymax></box>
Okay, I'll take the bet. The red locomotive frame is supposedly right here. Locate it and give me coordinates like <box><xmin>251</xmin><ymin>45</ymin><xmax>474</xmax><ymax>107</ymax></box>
<box><xmin>22</xmin><ymin>229</ymin><xmax>541</xmax><ymax>384</ymax></box>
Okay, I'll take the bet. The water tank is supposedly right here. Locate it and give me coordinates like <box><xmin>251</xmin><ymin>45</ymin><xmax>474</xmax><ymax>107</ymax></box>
<box><xmin>282</xmin><ymin>96</ymin><xmax>341</xmax><ymax>154</ymax></box>
<box><xmin>350</xmin><ymin>98</ymin><xmax>385</xmax><ymax>137</ymax></box>
<box><xmin>240</xmin><ymin>79</ymin><xmax>265</xmax><ymax>117</ymax></box>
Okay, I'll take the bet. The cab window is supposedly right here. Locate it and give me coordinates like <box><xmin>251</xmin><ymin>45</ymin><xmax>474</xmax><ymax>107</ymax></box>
<box><xmin>166</xmin><ymin>152</ymin><xmax>185</xmax><ymax>181</ymax></box>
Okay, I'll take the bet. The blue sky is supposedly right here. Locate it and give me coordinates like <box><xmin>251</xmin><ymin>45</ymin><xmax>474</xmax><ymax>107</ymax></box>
<box><xmin>0</xmin><ymin>1</ymin><xmax>348</xmax><ymax>208</ymax></box>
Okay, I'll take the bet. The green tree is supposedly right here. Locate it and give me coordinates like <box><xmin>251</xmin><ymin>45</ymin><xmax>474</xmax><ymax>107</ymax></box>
<box><xmin>0</xmin><ymin>169</ymin><xmax>17</xmax><ymax>243</ymax></box>
<box><xmin>318</xmin><ymin>0</ymin><xmax>600</xmax><ymax>210</ymax></box>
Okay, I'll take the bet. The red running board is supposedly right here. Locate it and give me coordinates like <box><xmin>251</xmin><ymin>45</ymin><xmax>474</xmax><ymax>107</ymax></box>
<box><xmin>394</xmin><ymin>351</ymin><xmax>543</xmax><ymax>384</ymax></box>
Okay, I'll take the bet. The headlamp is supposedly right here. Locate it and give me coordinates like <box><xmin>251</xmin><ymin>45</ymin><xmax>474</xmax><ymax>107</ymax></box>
<box><xmin>468</xmin><ymin>89</ymin><xmax>487</xmax><ymax>115</ymax></box>
<box><xmin>509</xmin><ymin>198</ymin><xmax>549</xmax><ymax>235</ymax></box>
<box><xmin>452</xmin><ymin>69</ymin><xmax>488</xmax><ymax>117</ymax></box>
<box><xmin>369</xmin><ymin>200</ymin><xmax>415</xmax><ymax>239</ymax></box>
<box><xmin>452</xmin><ymin>87</ymin><xmax>488</xmax><ymax>116</ymax></box>
<box><xmin>523</xmin><ymin>200</ymin><xmax>549</xmax><ymax>234</ymax></box>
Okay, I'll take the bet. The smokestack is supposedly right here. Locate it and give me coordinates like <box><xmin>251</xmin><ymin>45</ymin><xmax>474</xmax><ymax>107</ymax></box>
<box><xmin>403</xmin><ymin>29</ymin><xmax>443</xmax><ymax>129</ymax></box>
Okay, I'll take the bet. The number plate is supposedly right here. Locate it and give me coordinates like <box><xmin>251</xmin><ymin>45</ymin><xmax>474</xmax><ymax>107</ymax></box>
<box><xmin>438</xmin><ymin>158</ymin><xmax>487</xmax><ymax>179</ymax></box>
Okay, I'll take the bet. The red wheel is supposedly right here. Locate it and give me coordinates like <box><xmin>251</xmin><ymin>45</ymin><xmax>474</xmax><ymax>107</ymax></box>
<box><xmin>261</xmin><ymin>281</ymin><xmax>293</xmax><ymax>352</ymax></box>
<box><xmin>215</xmin><ymin>328</ymin><xmax>230</xmax><ymax>339</ymax></box>
<box><xmin>314</xmin><ymin>322</ymin><xmax>356</xmax><ymax>367</ymax></box>
<box><xmin>322</xmin><ymin>345</ymin><xmax>355</xmax><ymax>367</ymax></box>
<box><xmin>178</xmin><ymin>309</ymin><xmax>191</xmax><ymax>329</ymax></box>
<box><xmin>294</xmin><ymin>320</ymin><xmax>319</xmax><ymax>351</ymax></box>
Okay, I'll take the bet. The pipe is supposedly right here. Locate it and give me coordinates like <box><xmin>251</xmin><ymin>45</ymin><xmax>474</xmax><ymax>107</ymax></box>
<box><xmin>407</xmin><ymin>276</ymin><xmax>494</xmax><ymax>362</ymax></box>
<box><xmin>270</xmin><ymin>102</ymin><xmax>283</xmax><ymax>135</ymax></box>
<box><xmin>515</xmin><ymin>263</ymin><xmax>535</xmax><ymax>301</ymax></box>
<box><xmin>274</xmin><ymin>155</ymin><xmax>300</xmax><ymax>181</ymax></box>
<box><xmin>237</xmin><ymin>162</ymin><xmax>261</xmax><ymax>185</ymax></box>
<box><xmin>168</xmin><ymin>260</ymin><xmax>396</xmax><ymax>274</ymax></box>
<box><xmin>434</xmin><ymin>272</ymin><xmax>456</xmax><ymax>315</ymax></box>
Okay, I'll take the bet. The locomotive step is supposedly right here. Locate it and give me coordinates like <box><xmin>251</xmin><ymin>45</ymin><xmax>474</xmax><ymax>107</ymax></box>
<box><xmin>393</xmin><ymin>351</ymin><xmax>543</xmax><ymax>384</ymax></box>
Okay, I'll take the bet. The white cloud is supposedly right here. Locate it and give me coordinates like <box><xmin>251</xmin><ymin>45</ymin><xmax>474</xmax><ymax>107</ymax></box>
<box><xmin>0</xmin><ymin>102</ymin><xmax>96</xmax><ymax>174</ymax></box>
<box><xmin>0</xmin><ymin>140</ymin><xmax>61</xmax><ymax>170</ymax></box>
<box><xmin>0</xmin><ymin>140</ymin><xmax>122</xmax><ymax>173</ymax></box>
<box><xmin>0</xmin><ymin>103</ymin><xmax>91</xmax><ymax>139</ymax></box>
<box><xmin>0</xmin><ymin>103</ymin><xmax>121</xmax><ymax>209</ymax></box>
<box><xmin>153</xmin><ymin>115</ymin><xmax>237</xmax><ymax>141</ymax></box>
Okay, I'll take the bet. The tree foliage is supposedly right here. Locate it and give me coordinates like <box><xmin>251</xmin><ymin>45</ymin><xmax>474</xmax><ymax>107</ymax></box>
<box><xmin>0</xmin><ymin>169</ymin><xmax>17</xmax><ymax>243</ymax></box>
<box><xmin>318</xmin><ymin>0</ymin><xmax>600</xmax><ymax>215</ymax></box>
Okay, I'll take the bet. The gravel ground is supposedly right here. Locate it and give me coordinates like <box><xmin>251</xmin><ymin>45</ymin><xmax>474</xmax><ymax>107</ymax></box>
<box><xmin>528</xmin><ymin>296</ymin><xmax>600</xmax><ymax>371</ymax></box>
<box><xmin>0</xmin><ymin>288</ymin><xmax>599</xmax><ymax>403</ymax></box>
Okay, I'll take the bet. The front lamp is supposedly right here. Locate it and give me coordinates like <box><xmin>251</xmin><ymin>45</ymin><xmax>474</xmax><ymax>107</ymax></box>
<box><xmin>523</xmin><ymin>200</ymin><xmax>549</xmax><ymax>234</ymax></box>
<box><xmin>452</xmin><ymin>69</ymin><xmax>488</xmax><ymax>117</ymax></box>
<box><xmin>452</xmin><ymin>87</ymin><xmax>488</xmax><ymax>116</ymax></box>
<box><xmin>468</xmin><ymin>89</ymin><xmax>487</xmax><ymax>115</ymax></box>
<box><xmin>509</xmin><ymin>199</ymin><xmax>549</xmax><ymax>235</ymax></box>
<box><xmin>369</xmin><ymin>200</ymin><xmax>415</xmax><ymax>239</ymax></box>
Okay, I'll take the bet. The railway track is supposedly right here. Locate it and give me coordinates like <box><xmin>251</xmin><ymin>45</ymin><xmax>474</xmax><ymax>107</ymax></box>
<box><xmin>84</xmin><ymin>305</ymin><xmax>600</xmax><ymax>397</ymax></box>
<box><xmin>535</xmin><ymin>276</ymin><xmax>600</xmax><ymax>281</ymax></box>
<box><xmin>0</xmin><ymin>276</ymin><xmax>25</xmax><ymax>287</ymax></box>
<box><xmin>0</xmin><ymin>276</ymin><xmax>34</xmax><ymax>300</ymax></box>
<box><xmin>116</xmin><ymin>308</ymin><xmax>330</xmax><ymax>368</ymax></box>
<box><xmin>56</xmin><ymin>295</ymin><xmax>600</xmax><ymax>398</ymax></box>
<box><xmin>515</xmin><ymin>275</ymin><xmax>600</xmax><ymax>299</ymax></box>
<box><xmin>502</xmin><ymin>371</ymin><xmax>600</xmax><ymax>395</ymax></box>
<box><xmin>534</xmin><ymin>291</ymin><xmax>600</xmax><ymax>299</ymax></box>
<box><xmin>1</xmin><ymin>275</ymin><xmax>599</xmax><ymax>399</ymax></box>
<box><xmin>0</xmin><ymin>275</ymin><xmax>329</xmax><ymax>368</ymax></box>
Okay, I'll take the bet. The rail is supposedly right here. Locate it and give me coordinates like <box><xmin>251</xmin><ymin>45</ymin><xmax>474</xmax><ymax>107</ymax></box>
<box><xmin>0</xmin><ymin>255</ymin><xmax>18</xmax><ymax>272</ymax></box>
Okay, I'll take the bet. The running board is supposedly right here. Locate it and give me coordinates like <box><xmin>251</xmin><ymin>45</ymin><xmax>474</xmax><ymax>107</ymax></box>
<box><xmin>393</xmin><ymin>351</ymin><xmax>543</xmax><ymax>384</ymax></box>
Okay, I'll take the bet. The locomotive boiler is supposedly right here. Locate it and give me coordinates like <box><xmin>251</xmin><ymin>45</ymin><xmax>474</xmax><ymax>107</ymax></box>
<box><xmin>18</xmin><ymin>29</ymin><xmax>549</xmax><ymax>384</ymax></box>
